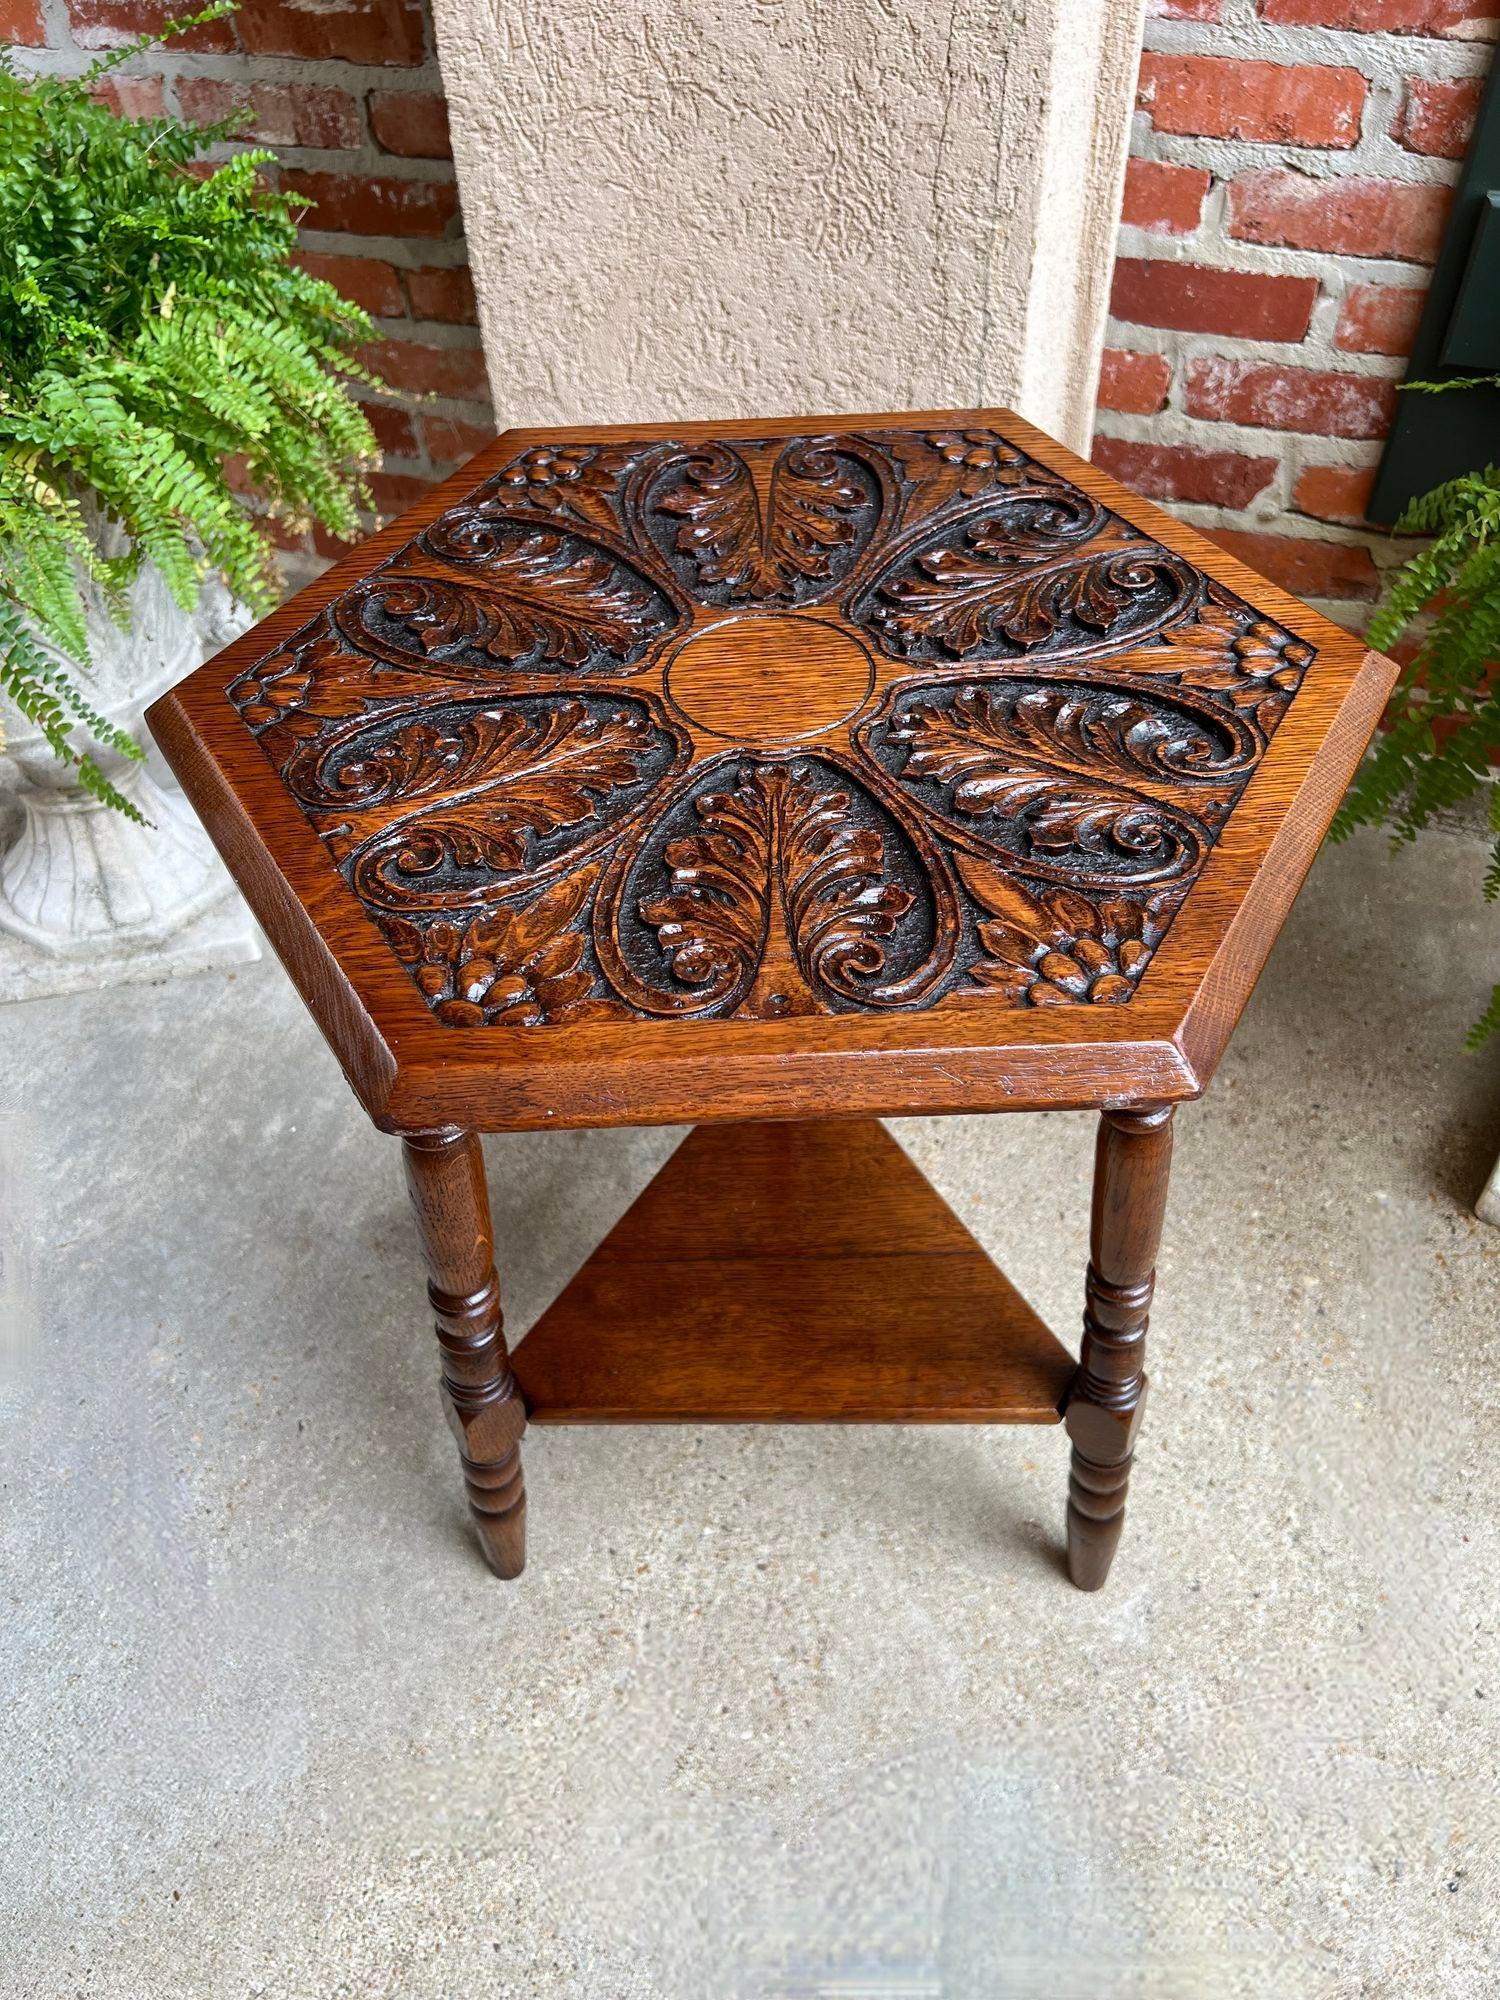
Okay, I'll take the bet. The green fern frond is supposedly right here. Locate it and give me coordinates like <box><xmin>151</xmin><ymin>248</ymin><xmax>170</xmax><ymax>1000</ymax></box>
<box><xmin>1401</xmin><ymin>375</ymin><xmax>1500</xmax><ymax>399</ymax></box>
<box><xmin>1340</xmin><ymin>383</ymin><xmax>1500</xmax><ymax>1041</ymax></box>
<box><xmin>0</xmin><ymin>599</ymin><xmax>146</xmax><ymax>818</ymax></box>
<box><xmin>1464</xmin><ymin>982</ymin><xmax>1500</xmax><ymax>1051</ymax></box>
<box><xmin>75</xmin><ymin>5</ymin><xmax>238</xmax><ymax>85</ymax></box>
<box><xmin>0</xmin><ymin>6</ymin><xmax>389</xmax><ymax>810</ymax></box>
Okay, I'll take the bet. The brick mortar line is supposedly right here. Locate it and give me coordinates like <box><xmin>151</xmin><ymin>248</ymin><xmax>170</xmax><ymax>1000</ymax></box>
<box><xmin>14</xmin><ymin>47</ymin><xmax>451</xmax><ymax>93</ymax></box>
<box><xmin>294</xmin><ymin>229</ymin><xmax>469</xmax><ymax>267</ymax></box>
<box><xmin>1102</xmin><ymin>320</ymin><xmax>1414</xmax><ymax>378</ymax></box>
<box><xmin>1117</xmin><ymin>212</ymin><xmax>1448</xmax><ymax>284</ymax></box>
<box><xmin>1131</xmin><ymin>149</ymin><xmax>1464</xmax><ymax>197</ymax></box>
<box><xmin>1094</xmin><ymin>422</ymin><xmax>1424</xmax><ymax>557</ymax></box>
<box><xmin>368</xmin><ymin>316</ymin><xmax>481</xmax><ymax>345</ymax></box>
<box><xmin>200</xmin><ymin>143</ymin><xmax>458</xmax><ymax>181</ymax></box>
<box><xmin>1139</xmin><ymin>17</ymin><xmax>1497</xmax><ymax>72</ymax></box>
<box><xmin>1096</xmin><ymin>400</ymin><xmax>1415</xmax><ymax>489</ymax></box>
<box><xmin>1131</xmin><ymin>140</ymin><xmax>1467</xmax><ymax>192</ymax></box>
<box><xmin>371</xmin><ymin>397</ymin><xmax>489</xmax><ymax>417</ymax></box>
<box><xmin>1300</xmin><ymin>601</ymin><xmax>1378</xmax><ymax>627</ymax></box>
<box><xmin>296</xmin><ymin>231</ymin><xmax>471</xmax><ymax>269</ymax></box>
<box><xmin>1159</xmin><ymin>491</ymin><xmax>1413</xmax><ymax>558</ymax></box>
<box><xmin>1096</xmin><ymin>407</ymin><xmax>1391</xmax><ymax>465</ymax></box>
<box><xmin>1127</xmin><ymin>122</ymin><xmax>1469</xmax><ymax>187</ymax></box>
<box><xmin>1096</xmin><ymin>400</ymin><xmax>1408</xmax><ymax>458</ymax></box>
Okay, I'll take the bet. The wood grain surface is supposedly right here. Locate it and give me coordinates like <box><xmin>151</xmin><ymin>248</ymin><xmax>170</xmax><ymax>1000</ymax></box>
<box><xmin>147</xmin><ymin>406</ymin><xmax>1399</xmax><ymax>1133</ymax></box>
<box><xmin>664</xmin><ymin>614</ymin><xmax>875</xmax><ymax>741</ymax></box>
<box><xmin>507</xmin><ymin>1119</ymin><xmax>1075</xmax><ymax>1424</ymax></box>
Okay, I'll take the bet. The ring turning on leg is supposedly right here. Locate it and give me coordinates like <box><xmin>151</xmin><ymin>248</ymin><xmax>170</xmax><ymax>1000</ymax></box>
<box><xmin>403</xmin><ymin>1130</ymin><xmax>527</xmax><ymax>1578</ymax></box>
<box><xmin>1064</xmin><ymin>1104</ymin><xmax>1175</xmax><ymax>1591</ymax></box>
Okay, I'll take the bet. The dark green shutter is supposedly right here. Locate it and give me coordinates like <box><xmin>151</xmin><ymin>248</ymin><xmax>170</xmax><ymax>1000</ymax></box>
<box><xmin>1369</xmin><ymin>55</ymin><xmax>1500</xmax><ymax>524</ymax></box>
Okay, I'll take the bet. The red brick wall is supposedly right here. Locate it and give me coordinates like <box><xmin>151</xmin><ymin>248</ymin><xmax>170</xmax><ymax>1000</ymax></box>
<box><xmin>1096</xmin><ymin>0</ymin><xmax>1496</xmax><ymax>631</ymax></box>
<box><xmin>10</xmin><ymin>0</ymin><xmax>493</xmax><ymax>585</ymax></box>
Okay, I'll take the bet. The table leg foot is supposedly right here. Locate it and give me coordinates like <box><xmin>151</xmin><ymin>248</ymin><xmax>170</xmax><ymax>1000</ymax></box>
<box><xmin>462</xmin><ymin>1441</ymin><xmax>526</xmax><ymax>1579</ymax></box>
<box><xmin>404</xmin><ymin>1131</ymin><xmax>528</xmax><ymax>1580</ymax></box>
<box><xmin>1063</xmin><ymin>1105</ymin><xmax>1174</xmax><ymax>1592</ymax></box>
<box><xmin>1065</xmin><ymin>1435</ymin><xmax>1133</xmax><ymax>1592</ymax></box>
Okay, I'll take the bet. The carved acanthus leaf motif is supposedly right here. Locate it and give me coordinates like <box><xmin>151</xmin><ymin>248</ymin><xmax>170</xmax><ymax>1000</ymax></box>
<box><xmin>777</xmin><ymin>769</ymin><xmax>916</xmax><ymax>1001</ymax></box>
<box><xmin>653</xmin><ymin>442</ymin><xmax>867</xmax><ymax>600</ymax></box>
<box><xmin>635</xmin><ymin>762</ymin><xmax>917</xmax><ymax>1013</ymax></box>
<box><xmin>875</xmin><ymin>524</ymin><xmax>1185</xmax><ymax>658</ymax></box>
<box><xmin>957</xmin><ymin>855</ymin><xmax>1178</xmax><ymax>1006</ymax></box>
<box><xmin>288</xmin><ymin>712</ymin><xmax>472</xmax><ymax>812</ymax></box>
<box><xmin>362</xmin><ymin>532</ymin><xmax>666</xmax><ymax>670</ymax></box>
<box><xmin>638</xmin><ymin>773</ymin><xmax>771</xmax><ymax>1007</ymax></box>
<box><xmin>379</xmin><ymin>864</ymin><xmax>617</xmax><ymax>1026</ymax></box>
<box><xmin>289</xmin><ymin>697</ymin><xmax>662</xmax><ymax>819</ymax></box>
<box><xmin>1016</xmin><ymin>794</ymin><xmax>1200</xmax><ymax>881</ymax></box>
<box><xmin>347</xmin><ymin>701</ymin><xmax>664</xmax><ymax>905</ymax></box>
<box><xmin>884</xmin><ymin>691</ymin><xmax>1204</xmax><ymax>884</ymax></box>
<box><xmin>888</xmin><ymin>684</ymin><xmax>1257</xmax><ymax>799</ymax></box>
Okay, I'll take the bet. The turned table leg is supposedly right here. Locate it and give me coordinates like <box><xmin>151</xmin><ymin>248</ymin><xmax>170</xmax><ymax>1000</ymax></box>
<box><xmin>1064</xmin><ymin>1104</ymin><xmax>1175</xmax><ymax>1592</ymax></box>
<box><xmin>402</xmin><ymin>1130</ymin><xmax>527</xmax><ymax>1578</ymax></box>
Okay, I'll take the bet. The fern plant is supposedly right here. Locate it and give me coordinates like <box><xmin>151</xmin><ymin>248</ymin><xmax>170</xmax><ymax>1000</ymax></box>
<box><xmin>1332</xmin><ymin>380</ymin><xmax>1500</xmax><ymax>1048</ymax></box>
<box><xmin>0</xmin><ymin>4</ymin><xmax>381</xmax><ymax>817</ymax></box>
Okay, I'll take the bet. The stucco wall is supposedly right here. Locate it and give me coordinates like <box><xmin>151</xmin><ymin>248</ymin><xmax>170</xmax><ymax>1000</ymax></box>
<box><xmin>428</xmin><ymin>0</ymin><xmax>1148</xmax><ymax>453</ymax></box>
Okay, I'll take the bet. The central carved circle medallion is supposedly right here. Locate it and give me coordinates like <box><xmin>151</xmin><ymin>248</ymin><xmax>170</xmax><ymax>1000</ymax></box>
<box><xmin>665</xmin><ymin>615</ymin><xmax>875</xmax><ymax>744</ymax></box>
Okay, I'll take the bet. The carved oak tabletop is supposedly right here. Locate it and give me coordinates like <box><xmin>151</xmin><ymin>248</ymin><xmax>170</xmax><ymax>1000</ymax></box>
<box><xmin>150</xmin><ymin>408</ymin><xmax>1397</xmax><ymax>1590</ymax></box>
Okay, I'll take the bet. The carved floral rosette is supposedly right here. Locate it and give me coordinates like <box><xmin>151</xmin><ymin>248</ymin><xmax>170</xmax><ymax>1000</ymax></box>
<box><xmin>227</xmin><ymin>426</ymin><xmax>1315</xmax><ymax>1027</ymax></box>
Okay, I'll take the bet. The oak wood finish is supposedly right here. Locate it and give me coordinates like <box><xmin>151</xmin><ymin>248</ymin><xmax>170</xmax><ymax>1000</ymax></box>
<box><xmin>1064</xmin><ymin>1104</ymin><xmax>1175</xmax><ymax>1591</ymax></box>
<box><xmin>147</xmin><ymin>407</ymin><xmax>1399</xmax><ymax>1134</ymax></box>
<box><xmin>402</xmin><ymin>1130</ymin><xmax>526</xmax><ymax>1576</ymax></box>
<box><xmin>509</xmin><ymin>1119</ymin><xmax>1075</xmax><ymax>1424</ymax></box>
<box><xmin>666</xmin><ymin>615</ymin><xmax>875</xmax><ymax>742</ymax></box>
<box><xmin>142</xmin><ymin>405</ymin><xmax>1403</xmax><ymax>1590</ymax></box>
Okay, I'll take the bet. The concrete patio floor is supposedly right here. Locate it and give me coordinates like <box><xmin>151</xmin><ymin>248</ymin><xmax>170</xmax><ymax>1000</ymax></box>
<box><xmin>3</xmin><ymin>822</ymin><xmax>1498</xmax><ymax>1999</ymax></box>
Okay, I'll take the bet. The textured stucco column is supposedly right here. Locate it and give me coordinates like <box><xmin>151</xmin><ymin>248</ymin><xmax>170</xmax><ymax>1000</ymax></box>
<box><xmin>430</xmin><ymin>0</ymin><xmax>1146</xmax><ymax>453</ymax></box>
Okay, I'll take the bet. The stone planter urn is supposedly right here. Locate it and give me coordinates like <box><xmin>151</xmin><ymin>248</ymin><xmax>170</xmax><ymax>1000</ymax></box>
<box><xmin>0</xmin><ymin>554</ymin><xmax>259</xmax><ymax>1001</ymax></box>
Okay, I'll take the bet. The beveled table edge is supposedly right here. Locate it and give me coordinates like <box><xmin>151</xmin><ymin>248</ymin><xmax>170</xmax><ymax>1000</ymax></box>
<box><xmin>147</xmin><ymin>404</ymin><xmax>1399</xmax><ymax>1133</ymax></box>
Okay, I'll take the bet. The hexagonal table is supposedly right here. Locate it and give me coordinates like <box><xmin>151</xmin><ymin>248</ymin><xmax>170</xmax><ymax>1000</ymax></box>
<box><xmin>149</xmin><ymin>408</ymin><xmax>1396</xmax><ymax>1589</ymax></box>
